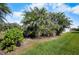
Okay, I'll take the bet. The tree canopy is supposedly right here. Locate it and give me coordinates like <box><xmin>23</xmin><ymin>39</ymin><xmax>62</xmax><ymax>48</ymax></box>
<box><xmin>22</xmin><ymin>7</ymin><xmax>71</xmax><ymax>38</ymax></box>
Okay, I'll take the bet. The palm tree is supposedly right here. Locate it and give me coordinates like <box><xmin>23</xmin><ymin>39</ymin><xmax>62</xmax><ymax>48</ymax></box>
<box><xmin>0</xmin><ymin>3</ymin><xmax>11</xmax><ymax>32</ymax></box>
<box><xmin>22</xmin><ymin>7</ymin><xmax>71</xmax><ymax>38</ymax></box>
<box><xmin>22</xmin><ymin>7</ymin><xmax>55</xmax><ymax>38</ymax></box>
<box><xmin>0</xmin><ymin>3</ymin><xmax>11</xmax><ymax>23</ymax></box>
<box><xmin>50</xmin><ymin>12</ymin><xmax>71</xmax><ymax>35</ymax></box>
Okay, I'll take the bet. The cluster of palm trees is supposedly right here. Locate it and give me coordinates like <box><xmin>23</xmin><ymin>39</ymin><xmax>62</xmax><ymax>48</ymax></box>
<box><xmin>0</xmin><ymin>3</ymin><xmax>71</xmax><ymax>38</ymax></box>
<box><xmin>22</xmin><ymin>7</ymin><xmax>71</xmax><ymax>38</ymax></box>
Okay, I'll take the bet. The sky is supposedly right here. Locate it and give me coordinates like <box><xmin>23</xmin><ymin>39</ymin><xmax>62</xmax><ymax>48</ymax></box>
<box><xmin>6</xmin><ymin>3</ymin><xmax>79</xmax><ymax>28</ymax></box>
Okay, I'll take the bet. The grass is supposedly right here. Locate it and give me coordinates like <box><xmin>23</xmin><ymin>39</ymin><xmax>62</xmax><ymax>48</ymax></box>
<box><xmin>21</xmin><ymin>32</ymin><xmax>79</xmax><ymax>55</ymax></box>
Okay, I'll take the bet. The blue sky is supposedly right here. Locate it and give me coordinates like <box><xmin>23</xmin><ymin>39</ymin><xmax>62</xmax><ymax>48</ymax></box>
<box><xmin>6</xmin><ymin>3</ymin><xmax>79</xmax><ymax>28</ymax></box>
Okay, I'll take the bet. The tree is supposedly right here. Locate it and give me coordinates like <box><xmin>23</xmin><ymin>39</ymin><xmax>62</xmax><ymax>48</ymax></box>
<box><xmin>0</xmin><ymin>3</ymin><xmax>11</xmax><ymax>22</ymax></box>
<box><xmin>22</xmin><ymin>7</ymin><xmax>56</xmax><ymax>38</ymax></box>
<box><xmin>0</xmin><ymin>3</ymin><xmax>11</xmax><ymax>32</ymax></box>
<box><xmin>22</xmin><ymin>7</ymin><xmax>71</xmax><ymax>38</ymax></box>
<box><xmin>50</xmin><ymin>12</ymin><xmax>71</xmax><ymax>35</ymax></box>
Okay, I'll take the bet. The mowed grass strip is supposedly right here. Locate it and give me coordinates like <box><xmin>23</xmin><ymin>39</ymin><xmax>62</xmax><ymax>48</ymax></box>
<box><xmin>21</xmin><ymin>32</ymin><xmax>79</xmax><ymax>55</ymax></box>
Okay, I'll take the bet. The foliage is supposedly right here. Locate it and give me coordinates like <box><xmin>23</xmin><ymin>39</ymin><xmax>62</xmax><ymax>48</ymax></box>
<box><xmin>0</xmin><ymin>23</ymin><xmax>22</xmax><ymax>32</ymax></box>
<box><xmin>49</xmin><ymin>12</ymin><xmax>71</xmax><ymax>35</ymax></box>
<box><xmin>0</xmin><ymin>3</ymin><xmax>11</xmax><ymax>32</ymax></box>
<box><xmin>22</xmin><ymin>7</ymin><xmax>71</xmax><ymax>38</ymax></box>
<box><xmin>0</xmin><ymin>28</ymin><xmax>24</xmax><ymax>52</ymax></box>
<box><xmin>5</xmin><ymin>23</ymin><xmax>22</xmax><ymax>30</ymax></box>
<box><xmin>0</xmin><ymin>3</ymin><xmax>11</xmax><ymax>22</ymax></box>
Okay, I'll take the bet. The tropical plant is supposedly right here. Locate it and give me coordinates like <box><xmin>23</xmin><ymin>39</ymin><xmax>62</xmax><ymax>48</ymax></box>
<box><xmin>0</xmin><ymin>3</ymin><xmax>11</xmax><ymax>32</ymax></box>
<box><xmin>0</xmin><ymin>3</ymin><xmax>11</xmax><ymax>23</ymax></box>
<box><xmin>22</xmin><ymin>7</ymin><xmax>57</xmax><ymax>38</ymax></box>
<box><xmin>0</xmin><ymin>28</ymin><xmax>24</xmax><ymax>52</ymax></box>
<box><xmin>50</xmin><ymin>12</ymin><xmax>71</xmax><ymax>35</ymax></box>
<box><xmin>22</xmin><ymin>7</ymin><xmax>71</xmax><ymax>38</ymax></box>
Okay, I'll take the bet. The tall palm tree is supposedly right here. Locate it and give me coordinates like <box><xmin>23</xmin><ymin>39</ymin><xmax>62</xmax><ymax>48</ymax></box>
<box><xmin>0</xmin><ymin>3</ymin><xmax>11</xmax><ymax>23</ymax></box>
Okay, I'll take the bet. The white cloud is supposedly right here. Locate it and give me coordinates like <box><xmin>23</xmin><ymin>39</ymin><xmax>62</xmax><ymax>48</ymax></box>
<box><xmin>6</xmin><ymin>3</ymin><xmax>79</xmax><ymax>26</ymax></box>
<box><xmin>13</xmin><ymin>12</ymin><xmax>22</xmax><ymax>17</ymax></box>
<box><xmin>45</xmin><ymin>3</ymin><xmax>79</xmax><ymax>15</ymax></box>
<box><xmin>50</xmin><ymin>3</ymin><xmax>71</xmax><ymax>12</ymax></box>
<box><xmin>5</xmin><ymin>3</ymin><xmax>72</xmax><ymax>24</ymax></box>
<box><xmin>6</xmin><ymin>3</ymin><xmax>67</xmax><ymax>24</ymax></box>
<box><xmin>71</xmin><ymin>5</ymin><xmax>79</xmax><ymax>15</ymax></box>
<box><xmin>48</xmin><ymin>3</ymin><xmax>79</xmax><ymax>15</ymax></box>
<box><xmin>12</xmin><ymin>3</ymin><xmax>79</xmax><ymax>16</ymax></box>
<box><xmin>24</xmin><ymin>3</ymin><xmax>65</xmax><ymax>11</ymax></box>
<box><xmin>26</xmin><ymin>3</ymin><xmax>72</xmax><ymax>12</ymax></box>
<box><xmin>23</xmin><ymin>3</ymin><xmax>71</xmax><ymax>13</ymax></box>
<box><xmin>24</xmin><ymin>3</ymin><xmax>46</xmax><ymax>11</ymax></box>
<box><xmin>6</xmin><ymin>11</ymin><xmax>23</xmax><ymax>24</ymax></box>
<box><xmin>29</xmin><ymin>3</ymin><xmax>45</xmax><ymax>8</ymax></box>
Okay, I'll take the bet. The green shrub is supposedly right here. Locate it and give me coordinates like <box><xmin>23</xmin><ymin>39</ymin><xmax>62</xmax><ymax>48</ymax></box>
<box><xmin>0</xmin><ymin>28</ymin><xmax>24</xmax><ymax>52</ymax></box>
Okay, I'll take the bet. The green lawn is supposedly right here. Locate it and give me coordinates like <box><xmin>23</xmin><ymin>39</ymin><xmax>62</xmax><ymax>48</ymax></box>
<box><xmin>21</xmin><ymin>32</ymin><xmax>79</xmax><ymax>55</ymax></box>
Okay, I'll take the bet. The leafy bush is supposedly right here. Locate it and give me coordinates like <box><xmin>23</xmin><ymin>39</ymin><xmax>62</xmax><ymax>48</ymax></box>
<box><xmin>0</xmin><ymin>28</ymin><xmax>24</xmax><ymax>52</ymax></box>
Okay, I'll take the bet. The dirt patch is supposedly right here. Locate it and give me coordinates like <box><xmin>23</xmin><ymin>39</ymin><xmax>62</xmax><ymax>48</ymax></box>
<box><xmin>0</xmin><ymin>50</ymin><xmax>5</xmax><ymax>55</ymax></box>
